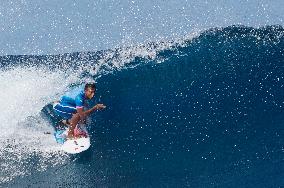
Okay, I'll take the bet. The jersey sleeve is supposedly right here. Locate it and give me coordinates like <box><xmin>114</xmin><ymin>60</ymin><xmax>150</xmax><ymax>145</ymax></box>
<box><xmin>75</xmin><ymin>93</ymin><xmax>84</xmax><ymax>108</ymax></box>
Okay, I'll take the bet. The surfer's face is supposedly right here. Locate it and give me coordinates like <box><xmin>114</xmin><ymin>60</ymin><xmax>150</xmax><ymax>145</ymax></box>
<box><xmin>85</xmin><ymin>88</ymin><xmax>95</xmax><ymax>99</ymax></box>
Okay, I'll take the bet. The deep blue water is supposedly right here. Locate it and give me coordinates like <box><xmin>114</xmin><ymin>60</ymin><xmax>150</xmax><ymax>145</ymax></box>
<box><xmin>2</xmin><ymin>25</ymin><xmax>284</xmax><ymax>187</ymax></box>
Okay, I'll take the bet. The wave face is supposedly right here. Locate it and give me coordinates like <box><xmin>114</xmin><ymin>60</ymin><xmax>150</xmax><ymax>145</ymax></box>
<box><xmin>1</xmin><ymin>25</ymin><xmax>284</xmax><ymax>187</ymax></box>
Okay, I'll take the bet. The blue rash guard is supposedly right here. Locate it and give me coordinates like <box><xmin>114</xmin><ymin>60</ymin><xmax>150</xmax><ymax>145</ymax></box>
<box><xmin>53</xmin><ymin>89</ymin><xmax>86</xmax><ymax>120</ymax></box>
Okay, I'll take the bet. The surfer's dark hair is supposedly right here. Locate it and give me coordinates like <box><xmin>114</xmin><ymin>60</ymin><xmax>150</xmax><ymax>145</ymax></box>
<box><xmin>85</xmin><ymin>83</ymin><xmax>96</xmax><ymax>91</ymax></box>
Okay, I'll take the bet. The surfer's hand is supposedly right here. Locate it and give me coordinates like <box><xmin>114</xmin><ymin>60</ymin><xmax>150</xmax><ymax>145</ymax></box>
<box><xmin>94</xmin><ymin>104</ymin><xmax>106</xmax><ymax>110</ymax></box>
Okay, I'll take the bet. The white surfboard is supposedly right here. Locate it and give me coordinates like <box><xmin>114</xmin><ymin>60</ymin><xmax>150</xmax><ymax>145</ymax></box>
<box><xmin>62</xmin><ymin>136</ymin><xmax>90</xmax><ymax>154</ymax></box>
<box><xmin>54</xmin><ymin>124</ymin><xmax>91</xmax><ymax>154</ymax></box>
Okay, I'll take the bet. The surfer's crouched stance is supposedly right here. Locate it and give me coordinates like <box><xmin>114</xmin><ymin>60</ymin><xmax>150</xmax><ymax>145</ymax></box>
<box><xmin>53</xmin><ymin>83</ymin><xmax>106</xmax><ymax>139</ymax></box>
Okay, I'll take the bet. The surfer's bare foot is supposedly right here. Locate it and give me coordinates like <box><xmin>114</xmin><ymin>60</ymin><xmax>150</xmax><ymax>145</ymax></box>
<box><xmin>67</xmin><ymin>134</ymin><xmax>75</xmax><ymax>140</ymax></box>
<box><xmin>69</xmin><ymin>135</ymin><xmax>85</xmax><ymax>140</ymax></box>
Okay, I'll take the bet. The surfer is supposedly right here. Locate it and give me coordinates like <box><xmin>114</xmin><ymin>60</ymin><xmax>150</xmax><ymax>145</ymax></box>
<box><xmin>53</xmin><ymin>83</ymin><xmax>106</xmax><ymax>139</ymax></box>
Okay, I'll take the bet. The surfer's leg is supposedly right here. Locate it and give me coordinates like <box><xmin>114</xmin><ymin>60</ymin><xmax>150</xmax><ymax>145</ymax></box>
<box><xmin>67</xmin><ymin>113</ymin><xmax>81</xmax><ymax>138</ymax></box>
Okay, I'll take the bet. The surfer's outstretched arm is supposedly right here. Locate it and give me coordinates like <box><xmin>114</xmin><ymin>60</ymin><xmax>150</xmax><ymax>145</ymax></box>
<box><xmin>77</xmin><ymin>104</ymin><xmax>106</xmax><ymax>119</ymax></box>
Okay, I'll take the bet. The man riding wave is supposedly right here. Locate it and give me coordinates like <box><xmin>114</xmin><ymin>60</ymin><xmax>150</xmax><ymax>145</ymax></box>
<box><xmin>53</xmin><ymin>83</ymin><xmax>106</xmax><ymax>139</ymax></box>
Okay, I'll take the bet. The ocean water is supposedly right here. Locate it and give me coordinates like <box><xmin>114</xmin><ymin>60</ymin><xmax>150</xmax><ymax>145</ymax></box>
<box><xmin>0</xmin><ymin>25</ymin><xmax>283</xmax><ymax>187</ymax></box>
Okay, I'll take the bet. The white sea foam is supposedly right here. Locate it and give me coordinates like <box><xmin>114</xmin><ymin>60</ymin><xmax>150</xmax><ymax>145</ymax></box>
<box><xmin>0</xmin><ymin>66</ymin><xmax>80</xmax><ymax>183</ymax></box>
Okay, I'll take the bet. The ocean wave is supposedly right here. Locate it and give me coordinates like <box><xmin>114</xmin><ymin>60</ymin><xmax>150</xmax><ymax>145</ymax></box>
<box><xmin>1</xmin><ymin>25</ymin><xmax>283</xmax><ymax>186</ymax></box>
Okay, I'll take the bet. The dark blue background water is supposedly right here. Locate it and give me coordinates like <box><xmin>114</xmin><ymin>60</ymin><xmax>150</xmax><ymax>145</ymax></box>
<box><xmin>4</xmin><ymin>25</ymin><xmax>284</xmax><ymax>187</ymax></box>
